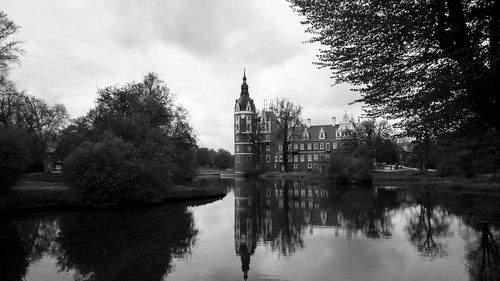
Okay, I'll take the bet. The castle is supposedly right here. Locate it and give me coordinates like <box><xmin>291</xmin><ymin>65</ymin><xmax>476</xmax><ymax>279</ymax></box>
<box><xmin>234</xmin><ymin>71</ymin><xmax>357</xmax><ymax>175</ymax></box>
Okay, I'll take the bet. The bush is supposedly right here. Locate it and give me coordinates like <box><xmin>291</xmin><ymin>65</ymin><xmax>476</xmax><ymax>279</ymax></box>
<box><xmin>329</xmin><ymin>154</ymin><xmax>373</xmax><ymax>186</ymax></box>
<box><xmin>0</xmin><ymin>129</ymin><xmax>31</xmax><ymax>190</ymax></box>
<box><xmin>64</xmin><ymin>134</ymin><xmax>173</xmax><ymax>207</ymax></box>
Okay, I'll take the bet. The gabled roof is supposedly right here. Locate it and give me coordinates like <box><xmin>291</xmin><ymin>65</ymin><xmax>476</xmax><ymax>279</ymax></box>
<box><xmin>299</xmin><ymin>124</ymin><xmax>338</xmax><ymax>141</ymax></box>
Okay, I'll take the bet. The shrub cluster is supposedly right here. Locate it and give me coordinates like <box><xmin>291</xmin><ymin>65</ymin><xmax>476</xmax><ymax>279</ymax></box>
<box><xmin>328</xmin><ymin>154</ymin><xmax>373</xmax><ymax>186</ymax></box>
<box><xmin>64</xmin><ymin>134</ymin><xmax>173</xmax><ymax>207</ymax></box>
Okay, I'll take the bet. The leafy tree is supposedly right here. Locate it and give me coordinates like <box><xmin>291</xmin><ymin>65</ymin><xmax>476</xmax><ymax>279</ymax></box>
<box><xmin>269</xmin><ymin>98</ymin><xmax>302</xmax><ymax>172</ymax></box>
<box><xmin>63</xmin><ymin>73</ymin><xmax>197</xmax><ymax>206</ymax></box>
<box><xmin>347</xmin><ymin>119</ymin><xmax>396</xmax><ymax>164</ymax></box>
<box><xmin>214</xmin><ymin>148</ymin><xmax>232</xmax><ymax>170</ymax></box>
<box><xmin>0</xmin><ymin>11</ymin><xmax>23</xmax><ymax>86</ymax></box>
<box><xmin>289</xmin><ymin>0</ymin><xmax>500</xmax><ymax>134</ymax></box>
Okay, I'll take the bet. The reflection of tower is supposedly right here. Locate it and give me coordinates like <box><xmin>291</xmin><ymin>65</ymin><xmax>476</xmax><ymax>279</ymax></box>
<box><xmin>234</xmin><ymin>178</ymin><xmax>258</xmax><ymax>280</ymax></box>
<box><xmin>234</xmin><ymin>70</ymin><xmax>257</xmax><ymax>175</ymax></box>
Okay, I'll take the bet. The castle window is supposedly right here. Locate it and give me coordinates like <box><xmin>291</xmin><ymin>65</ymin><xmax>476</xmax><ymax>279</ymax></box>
<box><xmin>266</xmin><ymin>135</ymin><xmax>270</xmax><ymax>142</ymax></box>
<box><xmin>266</xmin><ymin>155</ymin><xmax>271</xmax><ymax>163</ymax></box>
<box><xmin>326</xmin><ymin>143</ymin><xmax>330</xmax><ymax>151</ymax></box>
<box><xmin>294</xmin><ymin>155</ymin><xmax>299</xmax><ymax>162</ymax></box>
<box><xmin>278</xmin><ymin>145</ymin><xmax>283</xmax><ymax>151</ymax></box>
<box><xmin>247</xmin><ymin>146</ymin><xmax>252</xmax><ymax>152</ymax></box>
<box><xmin>303</xmin><ymin>129</ymin><xmax>309</xmax><ymax>140</ymax></box>
<box><xmin>307</xmin><ymin>143</ymin><xmax>312</xmax><ymax>150</ymax></box>
<box><xmin>332</xmin><ymin>142</ymin><xmax>338</xmax><ymax>149</ymax></box>
<box><xmin>300</xmin><ymin>143</ymin><xmax>304</xmax><ymax>150</ymax></box>
<box><xmin>235</xmin><ymin>155</ymin><xmax>240</xmax><ymax>163</ymax></box>
<box><xmin>320</xmin><ymin>143</ymin><xmax>325</xmax><ymax>150</ymax></box>
<box><xmin>314</xmin><ymin>154</ymin><xmax>319</xmax><ymax>161</ymax></box>
<box><xmin>236</xmin><ymin>145</ymin><xmax>239</xmax><ymax>152</ymax></box>
<box><xmin>294</xmin><ymin>144</ymin><xmax>298</xmax><ymax>150</ymax></box>
<box><xmin>325</xmin><ymin>154</ymin><xmax>330</xmax><ymax>160</ymax></box>
<box><xmin>308</xmin><ymin>163</ymin><xmax>312</xmax><ymax>169</ymax></box>
<box><xmin>266</xmin><ymin>145</ymin><xmax>270</xmax><ymax>151</ymax></box>
<box><xmin>307</xmin><ymin>155</ymin><xmax>312</xmax><ymax>162</ymax></box>
<box><xmin>247</xmin><ymin>155</ymin><xmax>252</xmax><ymax>163</ymax></box>
<box><xmin>235</xmin><ymin>124</ymin><xmax>240</xmax><ymax>133</ymax></box>
<box><xmin>236</xmin><ymin>135</ymin><xmax>239</xmax><ymax>141</ymax></box>
<box><xmin>294</xmin><ymin>164</ymin><xmax>298</xmax><ymax>169</ymax></box>
<box><xmin>319</xmin><ymin>128</ymin><xmax>325</xmax><ymax>140</ymax></box>
<box><xmin>300</xmin><ymin>155</ymin><xmax>305</xmax><ymax>162</ymax></box>
<box><xmin>246</xmin><ymin>103</ymin><xmax>251</xmax><ymax>111</ymax></box>
<box><xmin>279</xmin><ymin>155</ymin><xmax>283</xmax><ymax>162</ymax></box>
<box><xmin>313</xmin><ymin>143</ymin><xmax>318</xmax><ymax>150</ymax></box>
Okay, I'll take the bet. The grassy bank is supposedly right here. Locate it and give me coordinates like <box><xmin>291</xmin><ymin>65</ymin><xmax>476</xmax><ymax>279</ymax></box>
<box><xmin>373</xmin><ymin>170</ymin><xmax>500</xmax><ymax>195</ymax></box>
<box><xmin>0</xmin><ymin>173</ymin><xmax>226</xmax><ymax>212</ymax></box>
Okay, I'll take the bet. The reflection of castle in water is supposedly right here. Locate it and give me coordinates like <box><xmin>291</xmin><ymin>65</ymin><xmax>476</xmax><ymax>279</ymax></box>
<box><xmin>234</xmin><ymin>178</ymin><xmax>339</xmax><ymax>280</ymax></box>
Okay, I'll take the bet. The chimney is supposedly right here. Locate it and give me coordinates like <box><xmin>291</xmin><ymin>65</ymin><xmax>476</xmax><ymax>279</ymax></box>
<box><xmin>332</xmin><ymin>117</ymin><xmax>337</xmax><ymax>126</ymax></box>
<box><xmin>306</xmin><ymin>118</ymin><xmax>311</xmax><ymax>128</ymax></box>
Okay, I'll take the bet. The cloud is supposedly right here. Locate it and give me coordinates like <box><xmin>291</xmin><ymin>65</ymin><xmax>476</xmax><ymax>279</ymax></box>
<box><xmin>2</xmin><ymin>0</ymin><xmax>357</xmax><ymax>152</ymax></box>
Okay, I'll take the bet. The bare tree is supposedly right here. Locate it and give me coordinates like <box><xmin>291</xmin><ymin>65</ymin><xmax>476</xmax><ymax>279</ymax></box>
<box><xmin>19</xmin><ymin>96</ymin><xmax>68</xmax><ymax>171</ymax></box>
<box><xmin>269</xmin><ymin>98</ymin><xmax>302</xmax><ymax>172</ymax></box>
<box><xmin>0</xmin><ymin>11</ymin><xmax>23</xmax><ymax>86</ymax></box>
<box><xmin>0</xmin><ymin>81</ymin><xmax>24</xmax><ymax>128</ymax></box>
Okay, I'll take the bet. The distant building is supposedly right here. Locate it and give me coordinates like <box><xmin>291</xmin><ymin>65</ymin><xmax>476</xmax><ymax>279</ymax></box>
<box><xmin>233</xmin><ymin>71</ymin><xmax>357</xmax><ymax>175</ymax></box>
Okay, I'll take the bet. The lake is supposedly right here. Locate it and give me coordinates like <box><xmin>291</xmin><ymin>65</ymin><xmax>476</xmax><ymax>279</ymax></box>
<box><xmin>1</xmin><ymin>178</ymin><xmax>499</xmax><ymax>281</ymax></box>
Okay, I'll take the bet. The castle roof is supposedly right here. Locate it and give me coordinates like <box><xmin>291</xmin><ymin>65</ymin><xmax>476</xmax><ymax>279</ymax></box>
<box><xmin>300</xmin><ymin>125</ymin><xmax>337</xmax><ymax>141</ymax></box>
<box><xmin>235</xmin><ymin>70</ymin><xmax>256</xmax><ymax>112</ymax></box>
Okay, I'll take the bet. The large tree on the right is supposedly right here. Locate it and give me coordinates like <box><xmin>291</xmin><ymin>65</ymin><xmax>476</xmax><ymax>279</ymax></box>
<box><xmin>289</xmin><ymin>0</ymin><xmax>500</xmax><ymax>134</ymax></box>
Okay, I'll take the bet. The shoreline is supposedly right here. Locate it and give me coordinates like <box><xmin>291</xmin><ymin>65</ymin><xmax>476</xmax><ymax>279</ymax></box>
<box><xmin>0</xmin><ymin>176</ymin><xmax>227</xmax><ymax>213</ymax></box>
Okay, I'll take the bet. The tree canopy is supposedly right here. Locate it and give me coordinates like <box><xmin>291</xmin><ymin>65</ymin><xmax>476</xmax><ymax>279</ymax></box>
<box><xmin>63</xmin><ymin>73</ymin><xmax>198</xmax><ymax>206</ymax></box>
<box><xmin>288</xmin><ymin>0</ymin><xmax>500</xmax><ymax>135</ymax></box>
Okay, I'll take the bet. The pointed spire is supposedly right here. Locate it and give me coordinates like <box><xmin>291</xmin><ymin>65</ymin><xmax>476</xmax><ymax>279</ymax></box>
<box><xmin>240</xmin><ymin>68</ymin><xmax>249</xmax><ymax>97</ymax></box>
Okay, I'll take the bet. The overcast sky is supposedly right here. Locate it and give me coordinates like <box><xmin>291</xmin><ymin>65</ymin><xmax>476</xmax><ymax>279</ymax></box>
<box><xmin>3</xmin><ymin>0</ymin><xmax>363</xmax><ymax>153</ymax></box>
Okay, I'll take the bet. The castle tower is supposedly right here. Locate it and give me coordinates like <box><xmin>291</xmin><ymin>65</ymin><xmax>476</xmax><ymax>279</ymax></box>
<box><xmin>234</xmin><ymin>70</ymin><xmax>257</xmax><ymax>175</ymax></box>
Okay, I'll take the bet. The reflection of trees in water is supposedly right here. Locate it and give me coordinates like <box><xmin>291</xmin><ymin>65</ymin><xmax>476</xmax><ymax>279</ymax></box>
<box><xmin>54</xmin><ymin>206</ymin><xmax>197</xmax><ymax>281</ymax></box>
<box><xmin>331</xmin><ymin>187</ymin><xmax>399</xmax><ymax>239</ymax></box>
<box><xmin>405</xmin><ymin>193</ymin><xmax>452</xmax><ymax>259</ymax></box>
<box><xmin>464</xmin><ymin>222</ymin><xmax>500</xmax><ymax>281</ymax></box>
<box><xmin>0</xmin><ymin>215</ymin><xmax>60</xmax><ymax>281</ymax></box>
<box><xmin>268</xmin><ymin>182</ymin><xmax>304</xmax><ymax>256</ymax></box>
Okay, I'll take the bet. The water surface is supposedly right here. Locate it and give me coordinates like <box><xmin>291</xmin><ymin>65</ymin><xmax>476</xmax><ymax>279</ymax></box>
<box><xmin>1</xmin><ymin>178</ymin><xmax>499</xmax><ymax>281</ymax></box>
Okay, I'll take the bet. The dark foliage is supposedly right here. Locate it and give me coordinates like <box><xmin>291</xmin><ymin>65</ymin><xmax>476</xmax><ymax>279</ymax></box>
<box><xmin>195</xmin><ymin>147</ymin><xmax>232</xmax><ymax>170</ymax></box>
<box><xmin>0</xmin><ymin>128</ymin><xmax>30</xmax><ymax>189</ymax></box>
<box><xmin>329</xmin><ymin>153</ymin><xmax>373</xmax><ymax>185</ymax></box>
<box><xmin>289</xmin><ymin>0</ymin><xmax>500</xmax><ymax>135</ymax></box>
<box><xmin>64</xmin><ymin>133</ymin><xmax>171</xmax><ymax>207</ymax></box>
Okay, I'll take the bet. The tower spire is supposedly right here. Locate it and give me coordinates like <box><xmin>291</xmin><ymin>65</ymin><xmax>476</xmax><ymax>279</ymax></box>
<box><xmin>240</xmin><ymin>68</ymin><xmax>249</xmax><ymax>97</ymax></box>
